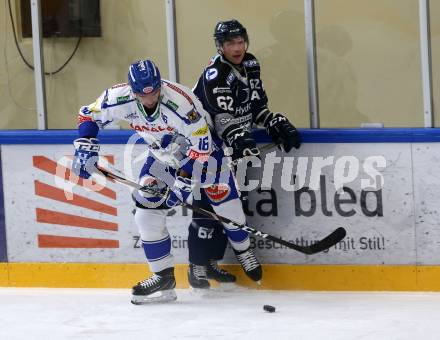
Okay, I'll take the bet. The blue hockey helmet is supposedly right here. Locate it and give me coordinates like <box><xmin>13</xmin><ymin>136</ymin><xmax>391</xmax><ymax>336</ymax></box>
<box><xmin>214</xmin><ymin>20</ymin><xmax>249</xmax><ymax>50</ymax></box>
<box><xmin>128</xmin><ymin>59</ymin><xmax>161</xmax><ymax>94</ymax></box>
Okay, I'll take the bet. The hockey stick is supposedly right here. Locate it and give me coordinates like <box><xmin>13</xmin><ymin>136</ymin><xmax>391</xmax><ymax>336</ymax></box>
<box><xmin>202</xmin><ymin>142</ymin><xmax>277</xmax><ymax>176</ymax></box>
<box><xmin>96</xmin><ymin>165</ymin><xmax>346</xmax><ymax>255</ymax></box>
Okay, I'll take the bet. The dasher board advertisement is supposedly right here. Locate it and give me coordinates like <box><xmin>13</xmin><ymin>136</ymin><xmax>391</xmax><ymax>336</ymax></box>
<box><xmin>1</xmin><ymin>142</ymin><xmax>437</xmax><ymax>265</ymax></box>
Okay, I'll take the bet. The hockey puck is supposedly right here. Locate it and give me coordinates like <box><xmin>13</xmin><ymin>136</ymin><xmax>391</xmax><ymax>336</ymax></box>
<box><xmin>263</xmin><ymin>305</ymin><xmax>276</xmax><ymax>313</ymax></box>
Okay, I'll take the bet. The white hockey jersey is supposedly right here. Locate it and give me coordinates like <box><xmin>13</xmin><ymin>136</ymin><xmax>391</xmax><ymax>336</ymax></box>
<box><xmin>77</xmin><ymin>80</ymin><xmax>212</xmax><ymax>168</ymax></box>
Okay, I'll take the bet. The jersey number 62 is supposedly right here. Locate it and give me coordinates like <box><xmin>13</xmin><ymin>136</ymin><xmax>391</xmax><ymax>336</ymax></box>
<box><xmin>216</xmin><ymin>96</ymin><xmax>233</xmax><ymax>111</ymax></box>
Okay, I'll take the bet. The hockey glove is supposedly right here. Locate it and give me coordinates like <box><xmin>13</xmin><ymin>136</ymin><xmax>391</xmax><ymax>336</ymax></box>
<box><xmin>72</xmin><ymin>138</ymin><xmax>100</xmax><ymax>179</ymax></box>
<box><xmin>266</xmin><ymin>113</ymin><xmax>301</xmax><ymax>153</ymax></box>
<box><xmin>226</xmin><ymin>130</ymin><xmax>260</xmax><ymax>162</ymax></box>
<box><xmin>165</xmin><ymin>175</ymin><xmax>195</xmax><ymax>207</ymax></box>
<box><xmin>160</xmin><ymin>134</ymin><xmax>191</xmax><ymax>160</ymax></box>
<box><xmin>158</xmin><ymin>133</ymin><xmax>193</xmax><ymax>168</ymax></box>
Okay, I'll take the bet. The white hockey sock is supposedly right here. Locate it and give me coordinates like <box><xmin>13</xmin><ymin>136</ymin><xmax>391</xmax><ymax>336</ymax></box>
<box><xmin>134</xmin><ymin>208</ymin><xmax>174</xmax><ymax>272</ymax></box>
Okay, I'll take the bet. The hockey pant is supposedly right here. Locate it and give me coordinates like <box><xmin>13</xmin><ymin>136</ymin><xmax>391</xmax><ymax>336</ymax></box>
<box><xmin>188</xmin><ymin>179</ymin><xmax>250</xmax><ymax>265</ymax></box>
<box><xmin>133</xmin><ymin>154</ymin><xmax>250</xmax><ymax>273</ymax></box>
<box><xmin>188</xmin><ymin>190</ymin><xmax>228</xmax><ymax>265</ymax></box>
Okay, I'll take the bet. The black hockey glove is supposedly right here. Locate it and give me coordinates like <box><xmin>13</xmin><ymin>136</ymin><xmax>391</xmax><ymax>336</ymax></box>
<box><xmin>226</xmin><ymin>130</ymin><xmax>260</xmax><ymax>162</ymax></box>
<box><xmin>266</xmin><ymin>113</ymin><xmax>301</xmax><ymax>153</ymax></box>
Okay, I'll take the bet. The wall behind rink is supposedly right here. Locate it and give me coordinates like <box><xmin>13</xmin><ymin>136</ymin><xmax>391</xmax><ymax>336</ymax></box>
<box><xmin>2</xmin><ymin>129</ymin><xmax>440</xmax><ymax>290</ymax></box>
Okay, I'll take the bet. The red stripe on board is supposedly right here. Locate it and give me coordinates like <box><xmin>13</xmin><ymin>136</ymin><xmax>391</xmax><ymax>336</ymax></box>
<box><xmin>33</xmin><ymin>156</ymin><xmax>116</xmax><ymax>200</ymax></box>
<box><xmin>36</xmin><ymin>208</ymin><xmax>118</xmax><ymax>231</ymax></box>
<box><xmin>38</xmin><ymin>234</ymin><xmax>119</xmax><ymax>248</ymax></box>
<box><xmin>34</xmin><ymin>180</ymin><xmax>117</xmax><ymax>216</ymax></box>
<box><xmin>104</xmin><ymin>155</ymin><xmax>115</xmax><ymax>165</ymax></box>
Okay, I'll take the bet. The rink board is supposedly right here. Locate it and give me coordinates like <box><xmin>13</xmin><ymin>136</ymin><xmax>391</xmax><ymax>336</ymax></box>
<box><xmin>1</xmin><ymin>263</ymin><xmax>440</xmax><ymax>291</ymax></box>
<box><xmin>1</xmin><ymin>129</ymin><xmax>440</xmax><ymax>290</ymax></box>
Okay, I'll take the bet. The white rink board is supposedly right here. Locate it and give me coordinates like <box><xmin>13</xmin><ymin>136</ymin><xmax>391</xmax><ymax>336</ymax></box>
<box><xmin>243</xmin><ymin>143</ymin><xmax>415</xmax><ymax>265</ymax></box>
<box><xmin>0</xmin><ymin>142</ymin><xmax>436</xmax><ymax>264</ymax></box>
<box><xmin>412</xmin><ymin>143</ymin><xmax>440</xmax><ymax>265</ymax></box>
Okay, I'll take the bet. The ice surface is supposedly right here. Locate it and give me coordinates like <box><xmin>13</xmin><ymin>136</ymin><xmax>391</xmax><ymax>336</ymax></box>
<box><xmin>1</xmin><ymin>287</ymin><xmax>440</xmax><ymax>340</ymax></box>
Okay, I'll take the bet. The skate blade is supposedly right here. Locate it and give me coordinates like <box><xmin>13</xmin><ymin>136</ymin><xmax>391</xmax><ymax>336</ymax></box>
<box><xmin>131</xmin><ymin>289</ymin><xmax>177</xmax><ymax>305</ymax></box>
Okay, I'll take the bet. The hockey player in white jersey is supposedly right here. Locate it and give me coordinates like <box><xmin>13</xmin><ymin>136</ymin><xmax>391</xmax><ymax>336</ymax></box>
<box><xmin>72</xmin><ymin>59</ymin><xmax>262</xmax><ymax>304</ymax></box>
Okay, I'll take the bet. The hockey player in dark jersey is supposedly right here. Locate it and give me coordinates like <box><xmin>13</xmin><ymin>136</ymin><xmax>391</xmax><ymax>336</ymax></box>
<box><xmin>187</xmin><ymin>20</ymin><xmax>301</xmax><ymax>288</ymax></box>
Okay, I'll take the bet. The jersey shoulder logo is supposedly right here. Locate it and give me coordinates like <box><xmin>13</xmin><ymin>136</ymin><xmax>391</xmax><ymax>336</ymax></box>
<box><xmin>186</xmin><ymin>110</ymin><xmax>201</xmax><ymax>123</ymax></box>
<box><xmin>206</xmin><ymin>68</ymin><xmax>218</xmax><ymax>81</ymax></box>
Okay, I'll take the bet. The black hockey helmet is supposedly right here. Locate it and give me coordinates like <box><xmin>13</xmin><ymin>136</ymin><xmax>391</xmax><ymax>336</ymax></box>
<box><xmin>214</xmin><ymin>20</ymin><xmax>249</xmax><ymax>50</ymax></box>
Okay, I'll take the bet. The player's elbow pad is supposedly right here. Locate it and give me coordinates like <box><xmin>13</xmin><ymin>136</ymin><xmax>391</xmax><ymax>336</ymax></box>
<box><xmin>78</xmin><ymin>121</ymin><xmax>99</xmax><ymax>138</ymax></box>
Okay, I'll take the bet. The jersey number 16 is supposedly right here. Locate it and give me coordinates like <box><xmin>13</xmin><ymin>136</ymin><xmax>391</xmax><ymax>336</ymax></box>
<box><xmin>198</xmin><ymin>136</ymin><xmax>209</xmax><ymax>151</ymax></box>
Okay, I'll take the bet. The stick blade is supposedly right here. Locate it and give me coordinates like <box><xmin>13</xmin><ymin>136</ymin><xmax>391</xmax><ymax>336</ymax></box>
<box><xmin>305</xmin><ymin>227</ymin><xmax>347</xmax><ymax>255</ymax></box>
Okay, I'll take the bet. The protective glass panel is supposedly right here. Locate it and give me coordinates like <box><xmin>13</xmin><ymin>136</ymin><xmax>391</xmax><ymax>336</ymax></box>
<box><xmin>1</xmin><ymin>0</ymin><xmax>168</xmax><ymax>129</ymax></box>
<box><xmin>315</xmin><ymin>0</ymin><xmax>423</xmax><ymax>127</ymax></box>
<box><xmin>430</xmin><ymin>1</ymin><xmax>440</xmax><ymax>127</ymax></box>
<box><xmin>1</xmin><ymin>0</ymin><xmax>37</xmax><ymax>128</ymax></box>
<box><xmin>175</xmin><ymin>0</ymin><xmax>309</xmax><ymax>127</ymax></box>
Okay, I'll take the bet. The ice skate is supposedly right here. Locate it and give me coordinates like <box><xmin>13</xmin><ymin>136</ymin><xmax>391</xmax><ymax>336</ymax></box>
<box><xmin>188</xmin><ymin>263</ymin><xmax>210</xmax><ymax>289</ymax></box>
<box><xmin>131</xmin><ymin>267</ymin><xmax>177</xmax><ymax>304</ymax></box>
<box><xmin>234</xmin><ymin>248</ymin><xmax>262</xmax><ymax>282</ymax></box>
<box><xmin>207</xmin><ymin>260</ymin><xmax>236</xmax><ymax>283</ymax></box>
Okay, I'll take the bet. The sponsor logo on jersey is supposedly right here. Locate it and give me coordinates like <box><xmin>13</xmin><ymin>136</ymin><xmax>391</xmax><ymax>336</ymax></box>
<box><xmin>188</xmin><ymin>149</ymin><xmax>210</xmax><ymax>162</ymax></box>
<box><xmin>192</xmin><ymin>124</ymin><xmax>208</xmax><ymax>136</ymax></box>
<box><xmin>111</xmin><ymin>83</ymin><xmax>128</xmax><ymax>89</ymax></box>
<box><xmin>186</xmin><ymin>110</ymin><xmax>201</xmax><ymax>123</ymax></box>
<box><xmin>166</xmin><ymin>100</ymin><xmax>179</xmax><ymax>111</ymax></box>
<box><xmin>130</xmin><ymin>123</ymin><xmax>174</xmax><ymax>133</ymax></box>
<box><xmin>219</xmin><ymin>117</ymin><xmax>231</xmax><ymax>125</ymax></box>
<box><xmin>206</xmin><ymin>68</ymin><xmax>218</xmax><ymax>81</ymax></box>
<box><xmin>124</xmin><ymin>112</ymin><xmax>139</xmax><ymax>120</ymax></box>
<box><xmin>239</xmin><ymin>88</ymin><xmax>250</xmax><ymax>103</ymax></box>
<box><xmin>220</xmin><ymin>113</ymin><xmax>252</xmax><ymax>126</ymax></box>
<box><xmin>205</xmin><ymin>184</ymin><xmax>231</xmax><ymax>203</ymax></box>
<box><xmin>117</xmin><ymin>95</ymin><xmax>130</xmax><ymax>103</ymax></box>
<box><xmin>143</xmin><ymin>86</ymin><xmax>154</xmax><ymax>94</ymax></box>
<box><xmin>243</xmin><ymin>59</ymin><xmax>259</xmax><ymax>67</ymax></box>
<box><xmin>226</xmin><ymin>72</ymin><xmax>236</xmax><ymax>85</ymax></box>
<box><xmin>213</xmin><ymin>87</ymin><xmax>232</xmax><ymax>94</ymax></box>
<box><xmin>235</xmin><ymin>102</ymin><xmax>252</xmax><ymax>115</ymax></box>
